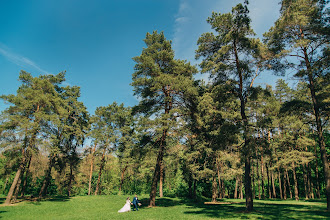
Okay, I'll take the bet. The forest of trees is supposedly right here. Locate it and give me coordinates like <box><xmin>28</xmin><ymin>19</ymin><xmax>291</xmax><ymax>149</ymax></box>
<box><xmin>0</xmin><ymin>0</ymin><xmax>329</xmax><ymax>212</ymax></box>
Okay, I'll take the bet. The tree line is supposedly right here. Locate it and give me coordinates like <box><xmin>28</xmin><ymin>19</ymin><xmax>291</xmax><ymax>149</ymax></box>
<box><xmin>0</xmin><ymin>0</ymin><xmax>329</xmax><ymax>212</ymax></box>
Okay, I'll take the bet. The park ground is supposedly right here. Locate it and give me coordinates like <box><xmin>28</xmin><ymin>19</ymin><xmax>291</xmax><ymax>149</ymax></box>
<box><xmin>0</xmin><ymin>195</ymin><xmax>329</xmax><ymax>219</ymax></box>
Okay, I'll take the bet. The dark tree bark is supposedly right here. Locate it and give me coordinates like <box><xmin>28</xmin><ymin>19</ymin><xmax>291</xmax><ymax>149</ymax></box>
<box><xmin>234</xmin><ymin>177</ymin><xmax>238</xmax><ymax>199</ymax></box>
<box><xmin>292</xmin><ymin>162</ymin><xmax>299</xmax><ymax>201</ymax></box>
<box><xmin>94</xmin><ymin>148</ymin><xmax>106</xmax><ymax>195</ymax></box>
<box><xmin>212</xmin><ymin>175</ymin><xmax>218</xmax><ymax>202</ymax></box>
<box><xmin>39</xmin><ymin>154</ymin><xmax>55</xmax><ymax>198</ymax></box>
<box><xmin>149</xmin><ymin>129</ymin><xmax>167</xmax><ymax>207</ymax></box>
<box><xmin>88</xmin><ymin>145</ymin><xmax>96</xmax><ymax>195</ymax></box>
<box><xmin>266</xmin><ymin>163</ymin><xmax>271</xmax><ymax>199</ymax></box>
<box><xmin>159</xmin><ymin>161</ymin><xmax>164</xmax><ymax>198</ymax></box>
<box><xmin>285</xmin><ymin>169</ymin><xmax>292</xmax><ymax>199</ymax></box>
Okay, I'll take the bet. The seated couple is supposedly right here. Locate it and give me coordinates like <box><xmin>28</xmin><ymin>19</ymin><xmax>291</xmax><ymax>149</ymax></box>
<box><xmin>118</xmin><ymin>195</ymin><xmax>141</xmax><ymax>213</ymax></box>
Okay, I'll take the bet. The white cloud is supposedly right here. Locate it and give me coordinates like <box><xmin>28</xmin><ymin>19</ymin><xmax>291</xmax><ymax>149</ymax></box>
<box><xmin>0</xmin><ymin>44</ymin><xmax>50</xmax><ymax>75</ymax></box>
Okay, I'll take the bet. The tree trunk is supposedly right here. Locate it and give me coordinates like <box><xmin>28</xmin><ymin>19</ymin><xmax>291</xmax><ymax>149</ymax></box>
<box><xmin>217</xmin><ymin>160</ymin><xmax>222</xmax><ymax>199</ymax></box>
<box><xmin>314</xmin><ymin>146</ymin><xmax>321</xmax><ymax>198</ymax></box>
<box><xmin>5</xmin><ymin>165</ymin><xmax>23</xmax><ymax>205</ymax></box>
<box><xmin>88</xmin><ymin>145</ymin><xmax>96</xmax><ymax>195</ymax></box>
<box><xmin>271</xmin><ymin>170</ymin><xmax>276</xmax><ymax>198</ymax></box>
<box><xmin>67</xmin><ymin>163</ymin><xmax>74</xmax><ymax>197</ymax></box>
<box><xmin>119</xmin><ymin>165</ymin><xmax>127</xmax><ymax>194</ymax></box>
<box><xmin>5</xmin><ymin>148</ymin><xmax>27</xmax><ymax>205</ymax></box>
<box><xmin>285</xmin><ymin>169</ymin><xmax>293</xmax><ymax>199</ymax></box>
<box><xmin>39</xmin><ymin>154</ymin><xmax>54</xmax><ymax>198</ymax></box>
<box><xmin>303</xmin><ymin>165</ymin><xmax>309</xmax><ymax>199</ymax></box>
<box><xmin>266</xmin><ymin>163</ymin><xmax>271</xmax><ymax>199</ymax></box>
<box><xmin>239</xmin><ymin>176</ymin><xmax>244</xmax><ymax>199</ymax></box>
<box><xmin>292</xmin><ymin>162</ymin><xmax>299</xmax><ymax>201</ymax></box>
<box><xmin>304</xmin><ymin>46</ymin><xmax>330</xmax><ymax>210</ymax></box>
<box><xmin>234</xmin><ymin>177</ymin><xmax>238</xmax><ymax>199</ymax></box>
<box><xmin>149</xmin><ymin>129</ymin><xmax>167</xmax><ymax>207</ymax></box>
<box><xmin>257</xmin><ymin>159</ymin><xmax>260</xmax><ymax>199</ymax></box>
<box><xmin>159</xmin><ymin>161</ymin><xmax>164</xmax><ymax>198</ymax></box>
<box><xmin>283</xmin><ymin>169</ymin><xmax>287</xmax><ymax>200</ymax></box>
<box><xmin>20</xmin><ymin>154</ymin><xmax>32</xmax><ymax>198</ymax></box>
<box><xmin>278</xmin><ymin>169</ymin><xmax>283</xmax><ymax>200</ymax></box>
<box><xmin>94</xmin><ymin>148</ymin><xmax>106</xmax><ymax>195</ymax></box>
<box><xmin>261</xmin><ymin>155</ymin><xmax>265</xmax><ymax>199</ymax></box>
<box><xmin>212</xmin><ymin>175</ymin><xmax>217</xmax><ymax>202</ymax></box>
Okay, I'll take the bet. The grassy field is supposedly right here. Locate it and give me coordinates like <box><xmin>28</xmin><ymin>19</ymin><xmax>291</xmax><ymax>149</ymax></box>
<box><xmin>0</xmin><ymin>195</ymin><xmax>329</xmax><ymax>219</ymax></box>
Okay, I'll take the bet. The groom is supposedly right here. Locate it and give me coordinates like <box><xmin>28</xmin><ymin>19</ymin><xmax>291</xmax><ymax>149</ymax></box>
<box><xmin>132</xmin><ymin>194</ymin><xmax>140</xmax><ymax>211</ymax></box>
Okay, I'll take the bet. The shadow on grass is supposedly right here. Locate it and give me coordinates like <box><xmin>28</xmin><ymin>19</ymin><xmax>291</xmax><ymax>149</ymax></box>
<box><xmin>0</xmin><ymin>198</ymin><xmax>5</xmax><ymax>205</ymax></box>
<box><xmin>153</xmin><ymin>197</ymin><xmax>330</xmax><ymax>220</ymax></box>
<box><xmin>25</xmin><ymin>195</ymin><xmax>71</xmax><ymax>205</ymax></box>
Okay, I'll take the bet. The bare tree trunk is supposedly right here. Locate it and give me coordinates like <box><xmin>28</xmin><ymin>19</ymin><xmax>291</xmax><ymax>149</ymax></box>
<box><xmin>307</xmin><ymin>163</ymin><xmax>314</xmax><ymax>199</ymax></box>
<box><xmin>20</xmin><ymin>154</ymin><xmax>32</xmax><ymax>198</ymax></box>
<box><xmin>39</xmin><ymin>154</ymin><xmax>55</xmax><ymax>198</ymax></box>
<box><xmin>292</xmin><ymin>162</ymin><xmax>299</xmax><ymax>201</ymax></box>
<box><xmin>217</xmin><ymin>160</ymin><xmax>222</xmax><ymax>199</ymax></box>
<box><xmin>303</xmin><ymin>165</ymin><xmax>309</xmax><ymax>199</ymax></box>
<box><xmin>159</xmin><ymin>161</ymin><xmax>164</xmax><ymax>198</ymax></box>
<box><xmin>283</xmin><ymin>169</ymin><xmax>287</xmax><ymax>200</ymax></box>
<box><xmin>234</xmin><ymin>177</ymin><xmax>238</xmax><ymax>199</ymax></box>
<box><xmin>261</xmin><ymin>155</ymin><xmax>265</xmax><ymax>199</ymax></box>
<box><xmin>278</xmin><ymin>169</ymin><xmax>283</xmax><ymax>200</ymax></box>
<box><xmin>95</xmin><ymin>148</ymin><xmax>106</xmax><ymax>195</ymax></box>
<box><xmin>285</xmin><ymin>169</ymin><xmax>292</xmax><ymax>199</ymax></box>
<box><xmin>314</xmin><ymin>145</ymin><xmax>321</xmax><ymax>198</ymax></box>
<box><xmin>257</xmin><ymin>159</ymin><xmax>260</xmax><ymax>199</ymax></box>
<box><xmin>5</xmin><ymin>149</ymin><xmax>27</xmax><ymax>205</ymax></box>
<box><xmin>271</xmin><ymin>170</ymin><xmax>276</xmax><ymax>198</ymax></box>
<box><xmin>239</xmin><ymin>176</ymin><xmax>244</xmax><ymax>199</ymax></box>
<box><xmin>119</xmin><ymin>165</ymin><xmax>127</xmax><ymax>194</ymax></box>
<box><xmin>266</xmin><ymin>163</ymin><xmax>271</xmax><ymax>199</ymax></box>
<box><xmin>88</xmin><ymin>145</ymin><xmax>96</xmax><ymax>195</ymax></box>
<box><xmin>149</xmin><ymin>129</ymin><xmax>167</xmax><ymax>207</ymax></box>
<box><xmin>212</xmin><ymin>175</ymin><xmax>217</xmax><ymax>202</ymax></box>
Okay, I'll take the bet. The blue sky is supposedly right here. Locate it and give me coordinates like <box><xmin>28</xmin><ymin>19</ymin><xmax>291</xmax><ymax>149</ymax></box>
<box><xmin>0</xmin><ymin>0</ymin><xmax>283</xmax><ymax>114</ymax></box>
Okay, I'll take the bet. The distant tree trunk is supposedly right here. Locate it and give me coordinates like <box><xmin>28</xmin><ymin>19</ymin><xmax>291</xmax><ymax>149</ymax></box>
<box><xmin>261</xmin><ymin>155</ymin><xmax>265</xmax><ymax>199</ymax></box>
<box><xmin>88</xmin><ymin>145</ymin><xmax>96</xmax><ymax>195</ymax></box>
<box><xmin>304</xmin><ymin>48</ymin><xmax>330</xmax><ymax>210</ymax></box>
<box><xmin>285</xmin><ymin>169</ymin><xmax>292</xmax><ymax>199</ymax></box>
<box><xmin>95</xmin><ymin>148</ymin><xmax>106</xmax><ymax>195</ymax></box>
<box><xmin>314</xmin><ymin>145</ymin><xmax>321</xmax><ymax>198</ymax></box>
<box><xmin>307</xmin><ymin>163</ymin><xmax>314</xmax><ymax>199</ymax></box>
<box><xmin>149</xmin><ymin>128</ymin><xmax>167</xmax><ymax>207</ymax></box>
<box><xmin>239</xmin><ymin>176</ymin><xmax>244</xmax><ymax>199</ymax></box>
<box><xmin>234</xmin><ymin>177</ymin><xmax>238</xmax><ymax>199</ymax></box>
<box><xmin>266</xmin><ymin>163</ymin><xmax>271</xmax><ymax>199</ymax></box>
<box><xmin>159</xmin><ymin>161</ymin><xmax>164</xmax><ymax>198</ymax></box>
<box><xmin>39</xmin><ymin>154</ymin><xmax>55</xmax><ymax>198</ymax></box>
<box><xmin>119</xmin><ymin>164</ymin><xmax>128</xmax><ymax>194</ymax></box>
<box><xmin>292</xmin><ymin>162</ymin><xmax>299</xmax><ymax>201</ymax></box>
<box><xmin>20</xmin><ymin>154</ymin><xmax>32</xmax><ymax>197</ymax></box>
<box><xmin>283</xmin><ymin>169</ymin><xmax>287</xmax><ymax>200</ymax></box>
<box><xmin>271</xmin><ymin>170</ymin><xmax>276</xmax><ymax>198</ymax></box>
<box><xmin>5</xmin><ymin>149</ymin><xmax>27</xmax><ymax>205</ymax></box>
<box><xmin>257</xmin><ymin>159</ymin><xmax>260</xmax><ymax>199</ymax></box>
<box><xmin>212</xmin><ymin>175</ymin><xmax>217</xmax><ymax>202</ymax></box>
<box><xmin>303</xmin><ymin>165</ymin><xmax>309</xmax><ymax>199</ymax></box>
<box><xmin>278</xmin><ymin>169</ymin><xmax>283</xmax><ymax>199</ymax></box>
<box><xmin>67</xmin><ymin>163</ymin><xmax>74</xmax><ymax>197</ymax></box>
<box><xmin>216</xmin><ymin>160</ymin><xmax>222</xmax><ymax>199</ymax></box>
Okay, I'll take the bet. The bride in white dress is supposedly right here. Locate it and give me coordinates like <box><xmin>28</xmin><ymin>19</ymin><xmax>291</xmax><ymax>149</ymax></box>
<box><xmin>118</xmin><ymin>197</ymin><xmax>132</xmax><ymax>213</ymax></box>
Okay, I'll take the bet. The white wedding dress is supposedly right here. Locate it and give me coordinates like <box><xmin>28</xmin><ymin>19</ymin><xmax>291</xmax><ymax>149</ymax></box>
<box><xmin>118</xmin><ymin>199</ymin><xmax>131</xmax><ymax>213</ymax></box>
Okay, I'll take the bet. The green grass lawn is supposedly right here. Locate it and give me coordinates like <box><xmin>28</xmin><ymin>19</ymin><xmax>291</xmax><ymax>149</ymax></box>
<box><xmin>0</xmin><ymin>195</ymin><xmax>329</xmax><ymax>219</ymax></box>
